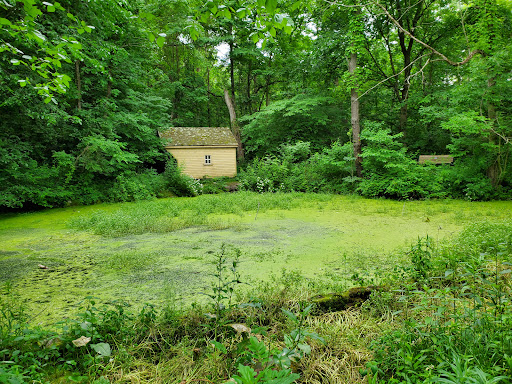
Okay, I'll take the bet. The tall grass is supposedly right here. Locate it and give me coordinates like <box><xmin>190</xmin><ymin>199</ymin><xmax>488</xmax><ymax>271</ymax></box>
<box><xmin>68</xmin><ymin>192</ymin><xmax>333</xmax><ymax>237</ymax></box>
<box><xmin>366</xmin><ymin>220</ymin><xmax>512</xmax><ymax>383</ymax></box>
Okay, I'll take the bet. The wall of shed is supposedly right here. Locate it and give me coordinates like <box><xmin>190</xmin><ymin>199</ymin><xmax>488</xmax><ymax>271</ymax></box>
<box><xmin>166</xmin><ymin>147</ymin><xmax>237</xmax><ymax>178</ymax></box>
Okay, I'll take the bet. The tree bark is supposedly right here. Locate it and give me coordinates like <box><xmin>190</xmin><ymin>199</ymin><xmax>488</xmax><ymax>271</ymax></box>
<box><xmin>349</xmin><ymin>52</ymin><xmax>362</xmax><ymax>178</ymax></box>
<box><xmin>107</xmin><ymin>68</ymin><xmax>112</xmax><ymax>98</ymax></box>
<box><xmin>229</xmin><ymin>38</ymin><xmax>236</xmax><ymax>108</ymax></box>
<box><xmin>224</xmin><ymin>89</ymin><xmax>244</xmax><ymax>161</ymax></box>
<box><xmin>75</xmin><ymin>60</ymin><xmax>81</xmax><ymax>111</ymax></box>
<box><xmin>398</xmin><ymin>29</ymin><xmax>413</xmax><ymax>133</ymax></box>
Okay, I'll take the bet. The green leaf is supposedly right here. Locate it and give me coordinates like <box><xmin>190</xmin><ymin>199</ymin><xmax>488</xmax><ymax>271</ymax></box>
<box><xmin>251</xmin><ymin>33</ymin><xmax>260</xmax><ymax>44</ymax></box>
<box><xmin>269</xmin><ymin>26</ymin><xmax>276</xmax><ymax>37</ymax></box>
<box><xmin>265</xmin><ymin>372</ymin><xmax>300</xmax><ymax>384</ymax></box>
<box><xmin>233</xmin><ymin>364</ymin><xmax>257</xmax><ymax>383</ymax></box>
<box><xmin>32</xmin><ymin>30</ymin><xmax>46</xmax><ymax>43</ymax></box>
<box><xmin>237</xmin><ymin>8</ymin><xmax>246</xmax><ymax>18</ymax></box>
<box><xmin>265</xmin><ymin>0</ymin><xmax>277</xmax><ymax>13</ymax></box>
<box><xmin>0</xmin><ymin>18</ymin><xmax>11</xmax><ymax>25</ymax></box>
<box><xmin>281</xmin><ymin>308</ymin><xmax>297</xmax><ymax>322</ymax></box>
<box><xmin>156</xmin><ymin>35</ymin><xmax>165</xmax><ymax>48</ymax></box>
<box><xmin>210</xmin><ymin>340</ymin><xmax>227</xmax><ymax>354</ymax></box>
<box><xmin>91</xmin><ymin>343</ymin><xmax>111</xmax><ymax>357</ymax></box>
<box><xmin>24</xmin><ymin>4</ymin><xmax>42</xmax><ymax>18</ymax></box>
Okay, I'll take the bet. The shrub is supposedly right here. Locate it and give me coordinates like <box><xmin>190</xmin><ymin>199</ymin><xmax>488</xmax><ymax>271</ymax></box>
<box><xmin>357</xmin><ymin>122</ymin><xmax>446</xmax><ymax>199</ymax></box>
<box><xmin>164</xmin><ymin>159</ymin><xmax>203</xmax><ymax>196</ymax></box>
<box><xmin>109</xmin><ymin>169</ymin><xmax>168</xmax><ymax>202</ymax></box>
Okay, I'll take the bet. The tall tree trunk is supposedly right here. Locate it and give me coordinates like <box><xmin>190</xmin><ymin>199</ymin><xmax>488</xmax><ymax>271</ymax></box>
<box><xmin>207</xmin><ymin>67</ymin><xmax>211</xmax><ymax>127</ymax></box>
<box><xmin>486</xmin><ymin>75</ymin><xmax>500</xmax><ymax>186</ymax></box>
<box><xmin>229</xmin><ymin>34</ymin><xmax>236</xmax><ymax>108</ymax></box>
<box><xmin>349</xmin><ymin>52</ymin><xmax>362</xmax><ymax>178</ymax></box>
<box><xmin>107</xmin><ymin>68</ymin><xmax>112</xmax><ymax>98</ymax></box>
<box><xmin>398</xmin><ymin>29</ymin><xmax>414</xmax><ymax>135</ymax></box>
<box><xmin>75</xmin><ymin>60</ymin><xmax>81</xmax><ymax>111</ymax></box>
<box><xmin>224</xmin><ymin>89</ymin><xmax>244</xmax><ymax>161</ymax></box>
<box><xmin>247</xmin><ymin>61</ymin><xmax>252</xmax><ymax>114</ymax></box>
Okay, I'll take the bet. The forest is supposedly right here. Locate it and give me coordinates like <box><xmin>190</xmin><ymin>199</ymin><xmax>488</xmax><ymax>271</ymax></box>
<box><xmin>1</xmin><ymin>0</ymin><xmax>511</xmax><ymax>209</ymax></box>
<box><xmin>1</xmin><ymin>1</ymin><xmax>512</xmax><ymax>383</ymax></box>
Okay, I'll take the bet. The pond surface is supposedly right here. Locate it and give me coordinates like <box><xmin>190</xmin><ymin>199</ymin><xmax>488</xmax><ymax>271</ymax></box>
<box><xmin>1</xmin><ymin>194</ymin><xmax>510</xmax><ymax>325</ymax></box>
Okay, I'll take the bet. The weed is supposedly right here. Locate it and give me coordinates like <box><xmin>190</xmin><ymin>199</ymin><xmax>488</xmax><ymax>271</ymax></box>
<box><xmin>0</xmin><ymin>281</ymin><xmax>29</xmax><ymax>341</ymax></box>
<box><xmin>409</xmin><ymin>235</ymin><xmax>434</xmax><ymax>285</ymax></box>
<box><xmin>203</xmin><ymin>244</ymin><xmax>245</xmax><ymax>339</ymax></box>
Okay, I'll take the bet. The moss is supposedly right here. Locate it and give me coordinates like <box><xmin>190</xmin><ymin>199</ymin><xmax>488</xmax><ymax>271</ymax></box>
<box><xmin>311</xmin><ymin>285</ymin><xmax>386</xmax><ymax>312</ymax></box>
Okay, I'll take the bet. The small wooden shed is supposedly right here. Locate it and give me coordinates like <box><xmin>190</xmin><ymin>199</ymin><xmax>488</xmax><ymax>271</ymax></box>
<box><xmin>159</xmin><ymin>127</ymin><xmax>238</xmax><ymax>179</ymax></box>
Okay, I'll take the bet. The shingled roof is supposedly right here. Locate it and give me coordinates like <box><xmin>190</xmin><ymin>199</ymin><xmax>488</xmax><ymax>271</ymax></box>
<box><xmin>159</xmin><ymin>127</ymin><xmax>238</xmax><ymax>147</ymax></box>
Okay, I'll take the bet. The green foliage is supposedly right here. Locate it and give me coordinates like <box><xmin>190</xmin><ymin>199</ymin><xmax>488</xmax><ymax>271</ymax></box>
<box><xmin>69</xmin><ymin>192</ymin><xmax>329</xmax><ymax>237</ymax></box>
<box><xmin>0</xmin><ymin>0</ymin><xmax>90</xmax><ymax>102</ymax></box>
<box><xmin>204</xmin><ymin>244</ymin><xmax>244</xmax><ymax>338</ymax></box>
<box><xmin>409</xmin><ymin>236</ymin><xmax>433</xmax><ymax>285</ymax></box>
<box><xmin>164</xmin><ymin>160</ymin><xmax>204</xmax><ymax>197</ymax></box>
<box><xmin>239</xmin><ymin>140</ymin><xmax>355</xmax><ymax>194</ymax></box>
<box><xmin>358</xmin><ymin>122</ymin><xmax>446</xmax><ymax>199</ymax></box>
<box><xmin>241</xmin><ymin>95</ymin><xmax>345</xmax><ymax>158</ymax></box>
<box><xmin>367</xmin><ymin>221</ymin><xmax>512</xmax><ymax>383</ymax></box>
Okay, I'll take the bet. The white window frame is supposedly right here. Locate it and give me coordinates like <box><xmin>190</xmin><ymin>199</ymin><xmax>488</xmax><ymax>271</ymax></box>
<box><xmin>204</xmin><ymin>155</ymin><xmax>211</xmax><ymax>165</ymax></box>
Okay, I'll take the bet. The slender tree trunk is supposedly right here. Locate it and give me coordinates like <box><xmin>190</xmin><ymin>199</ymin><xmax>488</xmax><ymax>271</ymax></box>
<box><xmin>207</xmin><ymin>67</ymin><xmax>211</xmax><ymax>126</ymax></box>
<box><xmin>224</xmin><ymin>89</ymin><xmax>244</xmax><ymax>161</ymax></box>
<box><xmin>398</xmin><ymin>29</ymin><xmax>414</xmax><ymax>135</ymax></box>
<box><xmin>75</xmin><ymin>60</ymin><xmax>81</xmax><ymax>111</ymax></box>
<box><xmin>349</xmin><ymin>52</ymin><xmax>362</xmax><ymax>178</ymax></box>
<box><xmin>247</xmin><ymin>61</ymin><xmax>252</xmax><ymax>114</ymax></box>
<box><xmin>265</xmin><ymin>78</ymin><xmax>270</xmax><ymax>107</ymax></box>
<box><xmin>486</xmin><ymin>75</ymin><xmax>501</xmax><ymax>186</ymax></box>
<box><xmin>107</xmin><ymin>68</ymin><xmax>112</xmax><ymax>98</ymax></box>
<box><xmin>265</xmin><ymin>56</ymin><xmax>272</xmax><ymax>107</ymax></box>
<box><xmin>229</xmin><ymin>38</ymin><xmax>236</xmax><ymax>108</ymax></box>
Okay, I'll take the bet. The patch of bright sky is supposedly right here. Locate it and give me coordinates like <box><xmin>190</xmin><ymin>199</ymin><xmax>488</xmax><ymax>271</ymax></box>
<box><xmin>216</xmin><ymin>42</ymin><xmax>230</xmax><ymax>64</ymax></box>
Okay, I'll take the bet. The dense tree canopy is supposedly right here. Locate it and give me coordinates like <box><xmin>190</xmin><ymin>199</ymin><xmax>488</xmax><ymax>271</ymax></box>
<box><xmin>1</xmin><ymin>0</ymin><xmax>511</xmax><ymax>208</ymax></box>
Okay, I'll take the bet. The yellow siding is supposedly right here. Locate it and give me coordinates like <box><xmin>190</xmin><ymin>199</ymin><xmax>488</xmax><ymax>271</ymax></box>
<box><xmin>166</xmin><ymin>147</ymin><xmax>237</xmax><ymax>178</ymax></box>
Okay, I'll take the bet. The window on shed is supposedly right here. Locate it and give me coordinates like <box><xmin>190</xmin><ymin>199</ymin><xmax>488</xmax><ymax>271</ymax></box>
<box><xmin>204</xmin><ymin>155</ymin><xmax>211</xmax><ymax>164</ymax></box>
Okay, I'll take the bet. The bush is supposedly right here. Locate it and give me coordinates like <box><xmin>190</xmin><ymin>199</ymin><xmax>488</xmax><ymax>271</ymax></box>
<box><xmin>164</xmin><ymin>159</ymin><xmax>203</xmax><ymax>197</ymax></box>
<box><xmin>109</xmin><ymin>169</ymin><xmax>168</xmax><ymax>202</ymax></box>
<box><xmin>357</xmin><ymin>122</ymin><xmax>446</xmax><ymax>199</ymax></box>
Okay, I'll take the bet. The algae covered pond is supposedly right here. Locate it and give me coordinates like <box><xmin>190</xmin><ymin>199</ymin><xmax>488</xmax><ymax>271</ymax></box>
<box><xmin>1</xmin><ymin>193</ymin><xmax>510</xmax><ymax>325</ymax></box>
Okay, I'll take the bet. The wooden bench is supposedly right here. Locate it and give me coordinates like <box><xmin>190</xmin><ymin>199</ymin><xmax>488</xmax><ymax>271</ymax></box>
<box><xmin>418</xmin><ymin>155</ymin><xmax>454</xmax><ymax>164</ymax></box>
